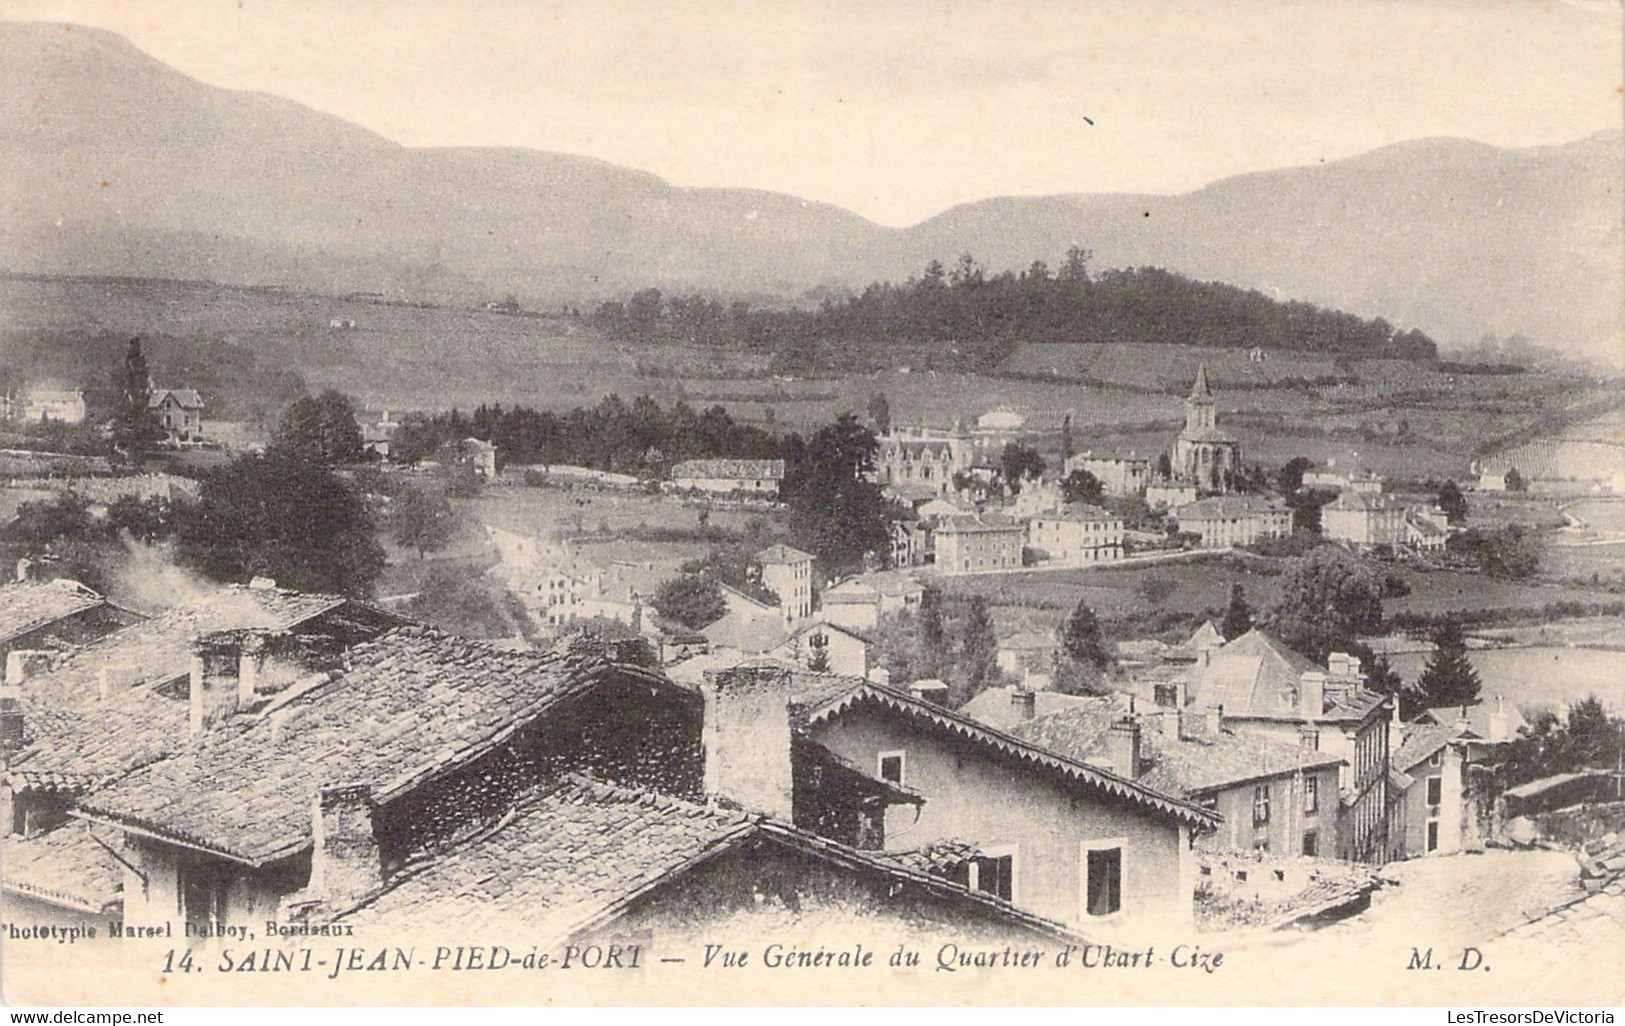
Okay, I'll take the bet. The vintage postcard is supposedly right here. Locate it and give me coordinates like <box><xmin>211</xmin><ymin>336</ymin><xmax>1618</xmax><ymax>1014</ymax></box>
<box><xmin>1</xmin><ymin>0</ymin><xmax>1622</xmax><ymax>1008</ymax></box>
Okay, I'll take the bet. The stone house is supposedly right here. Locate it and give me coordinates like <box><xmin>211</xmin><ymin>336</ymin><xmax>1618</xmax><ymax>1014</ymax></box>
<box><xmin>756</xmin><ymin>544</ymin><xmax>814</xmax><ymax>622</ymax></box>
<box><xmin>820</xmin><ymin>571</ymin><xmax>923</xmax><ymax>632</ymax></box>
<box><xmin>1064</xmin><ymin>453</ymin><xmax>1150</xmax><ymax>497</ymax></box>
<box><xmin>0</xmin><ymin>576</ymin><xmax>142</xmax><ymax>672</ymax></box>
<box><xmin>148</xmin><ymin>388</ymin><xmax>204</xmax><ymax>445</ymax></box>
<box><xmin>1174</xmin><ymin>496</ymin><xmax>1291</xmax><ymax>548</ymax></box>
<box><xmin>1181</xmin><ymin>631</ymin><xmax>1393</xmax><ymax>863</ymax></box>
<box><xmin>668</xmin><ymin>458</ymin><xmax>784</xmax><ymax>497</ymax></box>
<box><xmin>934</xmin><ymin>514</ymin><xmax>1025</xmax><ymax>574</ymax></box>
<box><xmin>1012</xmin><ymin>701</ymin><xmax>1345</xmax><ymax>859</ymax></box>
<box><xmin>701</xmin><ymin>666</ymin><xmax>1218</xmax><ymax>930</ymax></box>
<box><xmin>1027</xmin><ymin>503</ymin><xmax>1124</xmax><ymax>565</ymax></box>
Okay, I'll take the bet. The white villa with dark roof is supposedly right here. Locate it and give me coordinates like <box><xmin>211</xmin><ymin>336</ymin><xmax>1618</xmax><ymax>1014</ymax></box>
<box><xmin>148</xmin><ymin>388</ymin><xmax>204</xmax><ymax>445</ymax></box>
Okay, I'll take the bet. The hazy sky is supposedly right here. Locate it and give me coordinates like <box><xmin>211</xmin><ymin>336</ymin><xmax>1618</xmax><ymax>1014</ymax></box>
<box><xmin>7</xmin><ymin>0</ymin><xmax>1622</xmax><ymax>225</ymax></box>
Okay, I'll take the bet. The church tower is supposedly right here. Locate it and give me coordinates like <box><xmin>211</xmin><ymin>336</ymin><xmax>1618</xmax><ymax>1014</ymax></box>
<box><xmin>1171</xmin><ymin>363</ymin><xmax>1243</xmax><ymax>494</ymax></box>
<box><xmin>1184</xmin><ymin>363</ymin><xmax>1216</xmax><ymax>434</ymax></box>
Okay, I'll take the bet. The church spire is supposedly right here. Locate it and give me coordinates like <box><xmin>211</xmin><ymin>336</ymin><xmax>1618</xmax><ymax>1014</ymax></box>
<box><xmin>1188</xmin><ymin>363</ymin><xmax>1212</xmax><ymax>401</ymax></box>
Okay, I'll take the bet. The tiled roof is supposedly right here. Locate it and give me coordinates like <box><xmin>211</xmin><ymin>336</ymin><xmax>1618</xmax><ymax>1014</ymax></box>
<box><xmin>148</xmin><ymin>389</ymin><xmax>204</xmax><ymax>409</ymax></box>
<box><xmin>340</xmin><ymin>775</ymin><xmax>1072</xmax><ymax>942</ymax></box>
<box><xmin>339</xmin><ymin>775</ymin><xmax>756</xmax><ymax>937</ymax></box>
<box><xmin>16</xmin><ymin>586</ymin><xmax>363</xmax><ymax>708</ymax></box>
<box><xmin>7</xmin><ymin>587</ymin><xmax>404</xmax><ymax>791</ymax></box>
<box><xmin>669</xmin><ymin>459</ymin><xmax>785</xmax><ymax>480</ymax></box>
<box><xmin>77</xmin><ymin>628</ymin><xmax>679</xmax><ymax>865</ymax></box>
<box><xmin>1176</xmin><ymin>496</ymin><xmax>1287</xmax><ymax>520</ymax></box>
<box><xmin>937</xmin><ymin>513</ymin><xmax>1024</xmax><ymax>534</ymax></box>
<box><xmin>823</xmin><ymin>571</ymin><xmax>922</xmax><ymax>601</ymax></box>
<box><xmin>1008</xmin><ymin>702</ymin><xmax>1343</xmax><ymax>796</ymax></box>
<box><xmin>873</xmin><ymin>839</ymin><xmax>983</xmax><ymax>876</ymax></box>
<box><xmin>1392</xmin><ymin>723</ymin><xmax>1464</xmax><ymax>771</ymax></box>
<box><xmin>1326</xmin><ymin>490</ymin><xmax>1403</xmax><ymax>511</ymax></box>
<box><xmin>0</xmin><ymin>578</ymin><xmax>105</xmax><ymax>645</ymax></box>
<box><xmin>960</xmin><ymin>686</ymin><xmax>1101</xmax><ymax>733</ymax></box>
<box><xmin>2</xmin><ymin>822</ymin><xmax>123</xmax><ymax>914</ymax></box>
<box><xmin>1035</xmin><ymin>503</ymin><xmax>1118</xmax><ymax>524</ymax></box>
<box><xmin>1423</xmin><ymin>700</ymin><xmax>1529</xmax><ymax>740</ymax></box>
<box><xmin>756</xmin><ymin>543</ymin><xmax>813</xmax><ymax>565</ymax></box>
<box><xmin>1189</xmin><ymin>630</ymin><xmax>1386</xmax><ymax>723</ymax></box>
<box><xmin>795</xmin><ymin>673</ymin><xmax>1217</xmax><ymax>828</ymax></box>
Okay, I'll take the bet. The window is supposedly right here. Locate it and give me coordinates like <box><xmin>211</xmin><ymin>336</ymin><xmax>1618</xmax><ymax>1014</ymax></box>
<box><xmin>970</xmin><ymin>846</ymin><xmax>1016</xmax><ymax>902</ymax></box>
<box><xmin>1080</xmin><ymin>839</ymin><xmax>1125</xmax><ymax>919</ymax></box>
<box><xmin>1154</xmin><ymin>684</ymin><xmax>1179</xmax><ymax>708</ymax></box>
<box><xmin>877</xmin><ymin>751</ymin><xmax>906</xmax><ymax>786</ymax></box>
<box><xmin>1426</xmin><ymin>820</ymin><xmax>1439</xmax><ymax>853</ymax></box>
<box><xmin>1426</xmin><ymin>776</ymin><xmax>1442</xmax><ymax>807</ymax></box>
<box><xmin>1252</xmin><ymin>784</ymin><xmax>1271</xmax><ymax>827</ymax></box>
<box><xmin>1304</xmin><ymin>776</ymin><xmax>1319</xmax><ymax>814</ymax></box>
<box><xmin>1303</xmin><ymin>829</ymin><xmax>1318</xmax><ymax>857</ymax></box>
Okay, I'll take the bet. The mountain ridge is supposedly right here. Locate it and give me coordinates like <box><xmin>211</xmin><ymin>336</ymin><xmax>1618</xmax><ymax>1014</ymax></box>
<box><xmin>1</xmin><ymin>20</ymin><xmax>1619</xmax><ymax>362</ymax></box>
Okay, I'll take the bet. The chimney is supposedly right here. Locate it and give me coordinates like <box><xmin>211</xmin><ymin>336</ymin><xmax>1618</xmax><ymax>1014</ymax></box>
<box><xmin>1107</xmin><ymin>718</ymin><xmax>1142</xmax><ymax>779</ymax></box>
<box><xmin>1299</xmin><ymin>672</ymin><xmax>1326</xmax><ymax>717</ymax></box>
<box><xmin>701</xmin><ymin>667</ymin><xmax>797</xmax><ymax>819</ymax></box>
<box><xmin>1298</xmin><ymin>724</ymin><xmax>1320</xmax><ymax>751</ymax></box>
<box><xmin>1205</xmin><ymin>704</ymin><xmax>1223</xmax><ymax>737</ymax></box>
<box><xmin>14</xmin><ymin>558</ymin><xmax>30</xmax><ymax>582</ymax></box>
<box><xmin>189</xmin><ymin>634</ymin><xmax>246</xmax><ymax>737</ymax></box>
<box><xmin>1456</xmin><ymin>704</ymin><xmax>1472</xmax><ymax>735</ymax></box>
<box><xmin>1160</xmin><ymin>708</ymin><xmax>1182</xmax><ymax>740</ymax></box>
<box><xmin>908</xmin><ymin>678</ymin><xmax>948</xmax><ymax>705</ymax></box>
<box><xmin>1489</xmin><ymin>696</ymin><xmax>1510</xmax><ymax>743</ymax></box>
<box><xmin>238</xmin><ymin>632</ymin><xmax>268</xmax><ymax>706</ymax></box>
<box><xmin>868</xmin><ymin>666</ymin><xmax>892</xmax><ymax>687</ymax></box>
<box><xmin>1011</xmin><ymin>688</ymin><xmax>1037</xmax><ymax>721</ymax></box>
<box><xmin>4</xmin><ymin>651</ymin><xmax>52</xmax><ymax>687</ymax></box>
<box><xmin>309</xmin><ymin>784</ymin><xmax>383</xmax><ymax>911</ymax></box>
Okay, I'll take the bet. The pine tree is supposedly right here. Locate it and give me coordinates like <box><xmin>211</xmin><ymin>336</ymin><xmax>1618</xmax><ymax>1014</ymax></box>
<box><xmin>1061</xmin><ymin>599</ymin><xmax>1111</xmax><ymax>670</ymax></box>
<box><xmin>1437</xmin><ymin>480</ymin><xmax>1468</xmax><ymax>525</ymax></box>
<box><xmin>1220</xmin><ymin>583</ymin><xmax>1252</xmax><ymax>640</ymax></box>
<box><xmin>1417</xmin><ymin>619</ymin><xmax>1482</xmax><ymax>710</ymax></box>
<box><xmin>953</xmin><ymin>595</ymin><xmax>999</xmax><ymax>708</ymax></box>
<box><xmin>112</xmin><ymin>337</ymin><xmax>165</xmax><ymax>462</ymax></box>
<box><xmin>917</xmin><ymin>586</ymin><xmax>946</xmax><ymax>680</ymax></box>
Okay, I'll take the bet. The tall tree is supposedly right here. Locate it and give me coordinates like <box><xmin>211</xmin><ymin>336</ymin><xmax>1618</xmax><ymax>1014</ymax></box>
<box><xmin>650</xmin><ymin>574</ymin><xmax>728</xmax><ymax>630</ymax></box>
<box><xmin>1437</xmin><ymin>479</ymin><xmax>1468</xmax><ymax>525</ymax></box>
<box><xmin>1277</xmin><ymin>456</ymin><xmax>1314</xmax><ymax>494</ymax></box>
<box><xmin>1269</xmin><ymin>546</ymin><xmax>1385</xmax><ymax>661</ymax></box>
<box><xmin>866</xmin><ymin>392</ymin><xmax>891</xmax><ymax>436</ymax></box>
<box><xmin>111</xmin><ymin>337</ymin><xmax>165</xmax><ymax>462</ymax></box>
<box><xmin>1061</xmin><ymin>599</ymin><xmax>1111</xmax><ymax>670</ymax></box>
<box><xmin>782</xmin><ymin>414</ymin><xmax>895</xmax><ymax>573</ymax></box>
<box><xmin>1000</xmin><ymin>442</ymin><xmax>1046</xmax><ymax>494</ymax></box>
<box><xmin>1503</xmin><ymin>467</ymin><xmax>1526</xmax><ymax>492</ymax></box>
<box><xmin>1220</xmin><ymin>583</ymin><xmax>1252</xmax><ymax>640</ymax></box>
<box><xmin>178</xmin><ymin>453</ymin><xmax>385</xmax><ymax>596</ymax></box>
<box><xmin>1061</xmin><ymin>469</ymin><xmax>1104</xmax><ymax>505</ymax></box>
<box><xmin>1416</xmin><ymin>619</ymin><xmax>1483</xmax><ymax>710</ymax></box>
<box><xmin>390</xmin><ymin>485</ymin><xmax>457</xmax><ymax>559</ymax></box>
<box><xmin>916</xmin><ymin>586</ymin><xmax>947</xmax><ymax>680</ymax></box>
<box><xmin>952</xmin><ymin>595</ymin><xmax>1000</xmax><ymax>707</ymax></box>
<box><xmin>271</xmin><ymin>390</ymin><xmax>365</xmax><ymax>465</ymax></box>
<box><xmin>1060</xmin><ymin>414</ymin><xmax>1074</xmax><ymax>462</ymax></box>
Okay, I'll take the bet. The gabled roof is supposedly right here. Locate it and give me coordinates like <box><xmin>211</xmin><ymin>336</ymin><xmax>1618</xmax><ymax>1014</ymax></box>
<box><xmin>1187</xmin><ymin>620</ymin><xmax>1226</xmax><ymax>651</ymax></box>
<box><xmin>1176</xmin><ymin>496</ymin><xmax>1287</xmax><ymax>520</ymax></box>
<box><xmin>756</xmin><ymin>543</ymin><xmax>814</xmax><ymax>565</ymax></box>
<box><xmin>1423</xmin><ymin>699</ymin><xmax>1529</xmax><ymax>741</ymax></box>
<box><xmin>0</xmin><ymin>578</ymin><xmax>107</xmax><ymax>645</ymax></box>
<box><xmin>1326</xmin><ymin>490</ymin><xmax>1403</xmax><ymax>512</ymax></box>
<box><xmin>1008</xmin><ymin>703</ymin><xmax>1343</xmax><ymax>796</ymax></box>
<box><xmin>1190</xmin><ymin>630</ymin><xmax>1386</xmax><ymax>723</ymax></box>
<box><xmin>788</xmin><ymin>672</ymin><xmax>1216</xmax><ymax>829</ymax></box>
<box><xmin>147</xmin><ymin>388</ymin><xmax>203</xmax><ymax>409</ymax></box>
<box><xmin>74</xmin><ymin>628</ymin><xmax>693</xmax><ymax>866</ymax></box>
<box><xmin>822</xmin><ymin>571</ymin><xmax>922</xmax><ymax>602</ymax></box>
<box><xmin>959</xmin><ymin>686</ymin><xmax>1097</xmax><ymax>733</ymax></box>
<box><xmin>937</xmin><ymin>513</ymin><xmax>1024</xmax><ymax>534</ymax></box>
<box><xmin>1392</xmin><ymin>723</ymin><xmax>1466</xmax><ymax>772</ymax></box>
<box><xmin>13</xmin><ymin>585</ymin><xmax>401</xmax><ymax>715</ymax></box>
<box><xmin>1</xmin><ymin>822</ymin><xmax>123</xmax><ymax>915</ymax></box>
<box><xmin>1035</xmin><ymin>503</ymin><xmax>1118</xmax><ymax>524</ymax></box>
<box><xmin>337</xmin><ymin>774</ymin><xmax>1074</xmax><ymax>942</ymax></box>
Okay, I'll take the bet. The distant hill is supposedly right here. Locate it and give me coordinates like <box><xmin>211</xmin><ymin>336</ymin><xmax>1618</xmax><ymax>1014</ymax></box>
<box><xmin>2</xmin><ymin>21</ymin><xmax>1619</xmax><ymax>364</ymax></box>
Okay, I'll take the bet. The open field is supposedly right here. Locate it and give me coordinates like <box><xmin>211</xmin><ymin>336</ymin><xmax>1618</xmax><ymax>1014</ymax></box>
<box><xmin>937</xmin><ymin>551</ymin><xmax>1622</xmax><ymax>640</ymax></box>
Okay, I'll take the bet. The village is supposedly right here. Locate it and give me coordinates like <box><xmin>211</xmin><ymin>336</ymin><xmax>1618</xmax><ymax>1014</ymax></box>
<box><xmin>2</xmin><ymin>338</ymin><xmax>1622</xmax><ymax>1000</ymax></box>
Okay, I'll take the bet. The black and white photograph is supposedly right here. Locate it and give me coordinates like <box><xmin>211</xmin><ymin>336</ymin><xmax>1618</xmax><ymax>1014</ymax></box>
<box><xmin>0</xmin><ymin>0</ymin><xmax>1621</xmax><ymax>1008</ymax></box>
